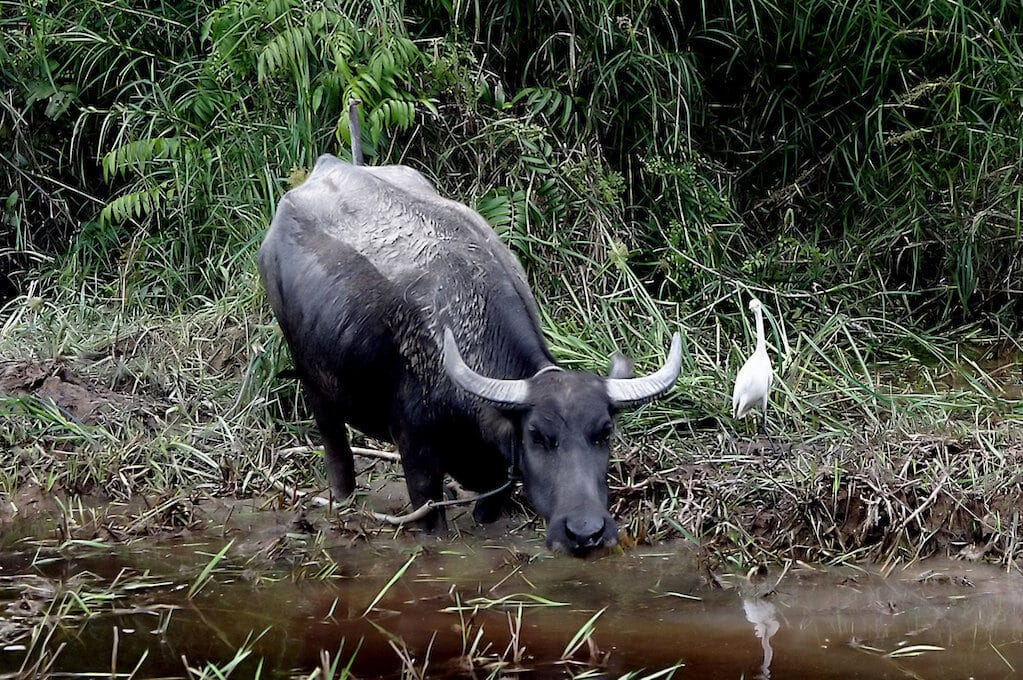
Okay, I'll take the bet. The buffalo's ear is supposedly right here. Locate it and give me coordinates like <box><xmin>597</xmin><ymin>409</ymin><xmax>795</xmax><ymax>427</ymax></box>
<box><xmin>607</xmin><ymin>352</ymin><xmax>633</xmax><ymax>379</ymax></box>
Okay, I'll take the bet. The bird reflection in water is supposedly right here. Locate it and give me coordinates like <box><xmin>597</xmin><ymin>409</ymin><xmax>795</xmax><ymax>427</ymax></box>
<box><xmin>741</xmin><ymin>565</ymin><xmax>781</xmax><ymax>679</ymax></box>
<box><xmin>743</xmin><ymin>596</ymin><xmax>780</xmax><ymax>678</ymax></box>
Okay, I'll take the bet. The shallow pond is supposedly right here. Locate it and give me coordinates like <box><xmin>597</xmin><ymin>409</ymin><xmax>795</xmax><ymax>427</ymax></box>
<box><xmin>1</xmin><ymin>500</ymin><xmax>1022</xmax><ymax>679</ymax></box>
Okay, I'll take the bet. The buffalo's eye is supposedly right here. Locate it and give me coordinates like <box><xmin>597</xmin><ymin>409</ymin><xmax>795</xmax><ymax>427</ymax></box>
<box><xmin>529</xmin><ymin>427</ymin><xmax>558</xmax><ymax>450</ymax></box>
<box><xmin>592</xmin><ymin>422</ymin><xmax>613</xmax><ymax>445</ymax></box>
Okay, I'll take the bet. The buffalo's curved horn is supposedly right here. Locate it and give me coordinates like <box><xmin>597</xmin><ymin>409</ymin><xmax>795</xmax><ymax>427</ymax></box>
<box><xmin>443</xmin><ymin>327</ymin><xmax>530</xmax><ymax>407</ymax></box>
<box><xmin>605</xmin><ymin>333</ymin><xmax>683</xmax><ymax>407</ymax></box>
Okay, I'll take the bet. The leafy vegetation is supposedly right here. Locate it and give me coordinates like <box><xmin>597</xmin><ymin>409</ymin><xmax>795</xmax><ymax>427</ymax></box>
<box><xmin>1</xmin><ymin>0</ymin><xmax>1022</xmax><ymax>564</ymax></box>
<box><xmin>5</xmin><ymin>0</ymin><xmax>1021</xmax><ymax>315</ymax></box>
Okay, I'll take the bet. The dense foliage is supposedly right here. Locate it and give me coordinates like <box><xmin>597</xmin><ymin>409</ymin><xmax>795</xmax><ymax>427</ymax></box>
<box><xmin>2</xmin><ymin>0</ymin><xmax>1021</xmax><ymax>329</ymax></box>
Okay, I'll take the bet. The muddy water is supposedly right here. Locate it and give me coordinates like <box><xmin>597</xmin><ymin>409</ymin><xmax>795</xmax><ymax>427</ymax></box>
<box><xmin>2</xmin><ymin>506</ymin><xmax>1022</xmax><ymax>679</ymax></box>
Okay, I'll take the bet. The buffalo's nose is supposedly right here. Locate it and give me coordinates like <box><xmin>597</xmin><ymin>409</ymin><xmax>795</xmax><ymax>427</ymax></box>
<box><xmin>565</xmin><ymin>516</ymin><xmax>607</xmax><ymax>549</ymax></box>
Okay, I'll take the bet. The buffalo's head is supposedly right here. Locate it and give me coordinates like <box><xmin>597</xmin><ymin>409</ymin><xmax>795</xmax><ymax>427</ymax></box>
<box><xmin>443</xmin><ymin>329</ymin><xmax>682</xmax><ymax>556</ymax></box>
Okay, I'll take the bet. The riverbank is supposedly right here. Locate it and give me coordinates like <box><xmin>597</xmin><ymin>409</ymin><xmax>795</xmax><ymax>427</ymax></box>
<box><xmin>2</xmin><ymin>297</ymin><xmax>1021</xmax><ymax>568</ymax></box>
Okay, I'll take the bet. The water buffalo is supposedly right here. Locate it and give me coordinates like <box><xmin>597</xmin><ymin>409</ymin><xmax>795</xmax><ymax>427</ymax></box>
<box><xmin>258</xmin><ymin>154</ymin><xmax>681</xmax><ymax>555</ymax></box>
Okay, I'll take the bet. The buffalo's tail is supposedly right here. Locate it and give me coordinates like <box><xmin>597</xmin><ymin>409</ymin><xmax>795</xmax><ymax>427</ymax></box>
<box><xmin>348</xmin><ymin>98</ymin><xmax>363</xmax><ymax>166</ymax></box>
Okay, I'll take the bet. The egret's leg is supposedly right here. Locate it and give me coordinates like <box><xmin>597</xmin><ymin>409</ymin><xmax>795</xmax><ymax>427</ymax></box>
<box><xmin>731</xmin><ymin>416</ymin><xmax>755</xmax><ymax>454</ymax></box>
<box><xmin>760</xmin><ymin>402</ymin><xmax>781</xmax><ymax>458</ymax></box>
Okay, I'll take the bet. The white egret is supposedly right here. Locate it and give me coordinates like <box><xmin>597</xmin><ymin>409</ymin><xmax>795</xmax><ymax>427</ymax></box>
<box><xmin>732</xmin><ymin>298</ymin><xmax>774</xmax><ymax>437</ymax></box>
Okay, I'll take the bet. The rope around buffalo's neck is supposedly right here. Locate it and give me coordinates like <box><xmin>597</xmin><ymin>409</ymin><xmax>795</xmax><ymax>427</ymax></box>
<box><xmin>365</xmin><ymin>470</ymin><xmax>518</xmax><ymax>525</ymax></box>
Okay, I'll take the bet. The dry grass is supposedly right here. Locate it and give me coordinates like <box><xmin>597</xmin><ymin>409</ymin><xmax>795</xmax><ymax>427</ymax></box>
<box><xmin>612</xmin><ymin>433</ymin><xmax>1023</xmax><ymax>569</ymax></box>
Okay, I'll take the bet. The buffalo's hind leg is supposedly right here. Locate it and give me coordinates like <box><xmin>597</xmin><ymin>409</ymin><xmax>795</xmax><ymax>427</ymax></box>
<box><xmin>324</xmin><ymin>435</ymin><xmax>357</xmax><ymax>499</ymax></box>
<box><xmin>306</xmin><ymin>388</ymin><xmax>356</xmax><ymax>498</ymax></box>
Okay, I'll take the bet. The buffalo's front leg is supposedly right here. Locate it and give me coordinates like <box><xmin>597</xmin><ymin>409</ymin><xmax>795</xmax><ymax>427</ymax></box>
<box><xmin>469</xmin><ymin>461</ymin><xmax>513</xmax><ymax>524</ymax></box>
<box><xmin>472</xmin><ymin>483</ymin><xmax>511</xmax><ymax>524</ymax></box>
<box><xmin>398</xmin><ymin>438</ymin><xmax>448</xmax><ymax>534</ymax></box>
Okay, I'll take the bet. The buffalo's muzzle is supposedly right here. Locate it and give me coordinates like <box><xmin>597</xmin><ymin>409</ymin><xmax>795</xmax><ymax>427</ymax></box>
<box><xmin>548</xmin><ymin>513</ymin><xmax>618</xmax><ymax>556</ymax></box>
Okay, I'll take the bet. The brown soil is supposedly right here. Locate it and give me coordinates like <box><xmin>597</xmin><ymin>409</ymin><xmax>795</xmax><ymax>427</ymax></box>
<box><xmin>0</xmin><ymin>358</ymin><xmax>136</xmax><ymax>424</ymax></box>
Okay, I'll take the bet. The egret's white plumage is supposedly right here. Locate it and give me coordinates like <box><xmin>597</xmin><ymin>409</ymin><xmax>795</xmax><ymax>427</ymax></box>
<box><xmin>732</xmin><ymin>298</ymin><xmax>773</xmax><ymax>421</ymax></box>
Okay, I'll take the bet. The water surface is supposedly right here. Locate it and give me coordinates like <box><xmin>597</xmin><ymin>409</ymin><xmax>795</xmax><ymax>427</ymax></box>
<box><xmin>1</xmin><ymin>502</ymin><xmax>1021</xmax><ymax>679</ymax></box>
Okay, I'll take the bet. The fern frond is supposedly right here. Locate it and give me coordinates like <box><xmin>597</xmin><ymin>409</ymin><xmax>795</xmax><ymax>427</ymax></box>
<box><xmin>100</xmin><ymin>185</ymin><xmax>164</xmax><ymax>225</ymax></box>
<box><xmin>102</xmin><ymin>137</ymin><xmax>181</xmax><ymax>182</ymax></box>
<box><xmin>257</xmin><ymin>24</ymin><xmax>312</xmax><ymax>82</ymax></box>
<box><xmin>513</xmin><ymin>87</ymin><xmax>577</xmax><ymax>131</ymax></box>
